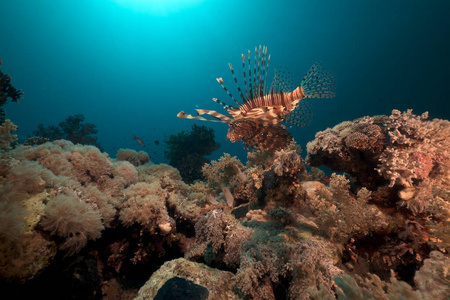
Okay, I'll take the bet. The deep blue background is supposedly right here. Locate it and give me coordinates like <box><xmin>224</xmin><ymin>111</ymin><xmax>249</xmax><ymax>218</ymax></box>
<box><xmin>1</xmin><ymin>0</ymin><xmax>449</xmax><ymax>163</ymax></box>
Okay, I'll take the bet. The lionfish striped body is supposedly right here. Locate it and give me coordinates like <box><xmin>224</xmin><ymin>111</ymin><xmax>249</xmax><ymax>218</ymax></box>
<box><xmin>178</xmin><ymin>46</ymin><xmax>336</xmax><ymax>151</ymax></box>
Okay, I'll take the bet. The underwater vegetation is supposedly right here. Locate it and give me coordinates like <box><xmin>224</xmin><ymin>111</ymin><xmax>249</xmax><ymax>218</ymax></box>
<box><xmin>31</xmin><ymin>113</ymin><xmax>102</xmax><ymax>149</ymax></box>
<box><xmin>164</xmin><ymin>124</ymin><xmax>220</xmax><ymax>184</ymax></box>
<box><xmin>0</xmin><ymin>59</ymin><xmax>23</xmax><ymax>124</ymax></box>
<box><xmin>0</xmin><ymin>55</ymin><xmax>449</xmax><ymax>300</ymax></box>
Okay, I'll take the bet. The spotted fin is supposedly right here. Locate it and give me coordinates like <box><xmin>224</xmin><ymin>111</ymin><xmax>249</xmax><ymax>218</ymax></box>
<box><xmin>284</xmin><ymin>101</ymin><xmax>313</xmax><ymax>127</ymax></box>
<box><xmin>301</xmin><ymin>62</ymin><xmax>336</xmax><ymax>99</ymax></box>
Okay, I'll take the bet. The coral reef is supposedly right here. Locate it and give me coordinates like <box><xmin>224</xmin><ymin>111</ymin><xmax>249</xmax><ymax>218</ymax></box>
<box><xmin>115</xmin><ymin>148</ymin><xmax>150</xmax><ymax>166</ymax></box>
<box><xmin>164</xmin><ymin>124</ymin><xmax>220</xmax><ymax>183</ymax></box>
<box><xmin>306</xmin><ymin>109</ymin><xmax>450</xmax><ymax>215</ymax></box>
<box><xmin>0</xmin><ymin>119</ymin><xmax>18</xmax><ymax>149</ymax></box>
<box><xmin>32</xmin><ymin>114</ymin><xmax>101</xmax><ymax>148</ymax></box>
<box><xmin>1</xmin><ymin>108</ymin><xmax>449</xmax><ymax>300</ymax></box>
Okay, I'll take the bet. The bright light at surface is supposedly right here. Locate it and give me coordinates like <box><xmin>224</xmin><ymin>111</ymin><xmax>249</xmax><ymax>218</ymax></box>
<box><xmin>110</xmin><ymin>0</ymin><xmax>206</xmax><ymax>15</ymax></box>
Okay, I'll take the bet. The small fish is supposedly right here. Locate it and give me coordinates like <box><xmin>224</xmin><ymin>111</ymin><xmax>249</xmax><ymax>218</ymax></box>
<box><xmin>177</xmin><ymin>45</ymin><xmax>336</xmax><ymax>151</ymax></box>
<box><xmin>133</xmin><ymin>135</ymin><xmax>146</xmax><ymax>147</ymax></box>
<box><xmin>154</xmin><ymin>140</ymin><xmax>160</xmax><ymax>145</ymax></box>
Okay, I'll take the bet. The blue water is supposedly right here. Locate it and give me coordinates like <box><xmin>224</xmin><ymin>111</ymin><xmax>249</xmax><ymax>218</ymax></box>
<box><xmin>1</xmin><ymin>0</ymin><xmax>449</xmax><ymax>163</ymax></box>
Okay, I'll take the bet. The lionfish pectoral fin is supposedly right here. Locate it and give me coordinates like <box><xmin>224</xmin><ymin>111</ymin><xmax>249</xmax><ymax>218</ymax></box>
<box><xmin>300</xmin><ymin>62</ymin><xmax>336</xmax><ymax>99</ymax></box>
<box><xmin>177</xmin><ymin>111</ymin><xmax>210</xmax><ymax>122</ymax></box>
<box><xmin>283</xmin><ymin>101</ymin><xmax>313</xmax><ymax>127</ymax></box>
<box><xmin>176</xmin><ymin>110</ymin><xmax>231</xmax><ymax>123</ymax></box>
<box><xmin>196</xmin><ymin>109</ymin><xmax>233</xmax><ymax>123</ymax></box>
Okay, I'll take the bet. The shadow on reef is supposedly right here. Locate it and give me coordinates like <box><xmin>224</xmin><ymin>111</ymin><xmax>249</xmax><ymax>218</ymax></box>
<box><xmin>164</xmin><ymin>124</ymin><xmax>220</xmax><ymax>184</ymax></box>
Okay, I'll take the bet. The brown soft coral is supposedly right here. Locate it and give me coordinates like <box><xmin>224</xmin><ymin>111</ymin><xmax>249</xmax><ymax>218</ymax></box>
<box><xmin>119</xmin><ymin>182</ymin><xmax>174</xmax><ymax>235</ymax></box>
<box><xmin>41</xmin><ymin>194</ymin><xmax>104</xmax><ymax>256</ymax></box>
<box><xmin>115</xmin><ymin>148</ymin><xmax>150</xmax><ymax>166</ymax></box>
<box><xmin>63</xmin><ymin>145</ymin><xmax>114</xmax><ymax>185</ymax></box>
<box><xmin>0</xmin><ymin>119</ymin><xmax>18</xmax><ymax>150</ymax></box>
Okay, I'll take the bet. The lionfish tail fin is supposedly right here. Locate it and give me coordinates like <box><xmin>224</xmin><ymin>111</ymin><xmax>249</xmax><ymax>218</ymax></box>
<box><xmin>300</xmin><ymin>62</ymin><xmax>336</xmax><ymax>99</ymax></box>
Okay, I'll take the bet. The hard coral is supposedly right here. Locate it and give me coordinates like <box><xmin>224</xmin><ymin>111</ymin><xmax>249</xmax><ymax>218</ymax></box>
<box><xmin>307</xmin><ymin>109</ymin><xmax>450</xmax><ymax>215</ymax></box>
<box><xmin>306</xmin><ymin>115</ymin><xmax>387</xmax><ymax>188</ymax></box>
<box><xmin>377</xmin><ymin>109</ymin><xmax>450</xmax><ymax>214</ymax></box>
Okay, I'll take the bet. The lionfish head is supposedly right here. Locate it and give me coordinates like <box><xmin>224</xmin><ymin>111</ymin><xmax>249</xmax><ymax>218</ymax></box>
<box><xmin>227</xmin><ymin>119</ymin><xmax>292</xmax><ymax>152</ymax></box>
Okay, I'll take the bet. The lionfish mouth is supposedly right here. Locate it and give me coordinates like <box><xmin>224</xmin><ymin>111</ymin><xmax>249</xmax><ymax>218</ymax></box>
<box><xmin>178</xmin><ymin>45</ymin><xmax>336</xmax><ymax>152</ymax></box>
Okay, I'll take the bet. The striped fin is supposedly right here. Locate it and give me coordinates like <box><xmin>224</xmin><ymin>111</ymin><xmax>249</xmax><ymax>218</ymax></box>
<box><xmin>177</xmin><ymin>110</ymin><xmax>232</xmax><ymax>123</ymax></box>
<box><xmin>212</xmin><ymin>98</ymin><xmax>238</xmax><ymax>110</ymax></box>
<box><xmin>216</xmin><ymin>77</ymin><xmax>240</xmax><ymax>106</ymax></box>
<box><xmin>239</xmin><ymin>46</ymin><xmax>270</xmax><ymax>101</ymax></box>
<box><xmin>228</xmin><ymin>63</ymin><xmax>246</xmax><ymax>103</ymax></box>
<box><xmin>241</xmin><ymin>54</ymin><xmax>249</xmax><ymax>100</ymax></box>
<box><xmin>283</xmin><ymin>101</ymin><xmax>313</xmax><ymax>127</ymax></box>
<box><xmin>247</xmin><ymin>50</ymin><xmax>253</xmax><ymax>100</ymax></box>
<box><xmin>218</xmin><ymin>45</ymin><xmax>271</xmax><ymax>104</ymax></box>
<box><xmin>300</xmin><ymin>62</ymin><xmax>336</xmax><ymax>99</ymax></box>
<box><xmin>269</xmin><ymin>67</ymin><xmax>294</xmax><ymax>94</ymax></box>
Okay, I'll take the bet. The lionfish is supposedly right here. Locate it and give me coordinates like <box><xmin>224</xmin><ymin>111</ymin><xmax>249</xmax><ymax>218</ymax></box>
<box><xmin>177</xmin><ymin>46</ymin><xmax>336</xmax><ymax>151</ymax></box>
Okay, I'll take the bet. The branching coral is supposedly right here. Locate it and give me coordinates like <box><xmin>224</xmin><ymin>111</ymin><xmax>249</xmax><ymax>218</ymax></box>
<box><xmin>164</xmin><ymin>124</ymin><xmax>220</xmax><ymax>183</ymax></box>
<box><xmin>33</xmin><ymin>114</ymin><xmax>101</xmax><ymax>148</ymax></box>
<box><xmin>0</xmin><ymin>59</ymin><xmax>23</xmax><ymax>124</ymax></box>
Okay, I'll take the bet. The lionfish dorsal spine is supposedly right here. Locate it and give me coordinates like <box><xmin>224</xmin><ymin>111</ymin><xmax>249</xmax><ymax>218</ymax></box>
<box><xmin>256</xmin><ymin>46</ymin><xmax>262</xmax><ymax>97</ymax></box>
<box><xmin>241</xmin><ymin>54</ymin><xmax>249</xmax><ymax>101</ymax></box>
<box><xmin>228</xmin><ymin>63</ymin><xmax>246</xmax><ymax>103</ymax></box>
<box><xmin>213</xmin><ymin>98</ymin><xmax>238</xmax><ymax>110</ymax></box>
<box><xmin>263</xmin><ymin>52</ymin><xmax>271</xmax><ymax>96</ymax></box>
<box><xmin>253</xmin><ymin>46</ymin><xmax>259</xmax><ymax>97</ymax></box>
<box><xmin>247</xmin><ymin>50</ymin><xmax>253</xmax><ymax>100</ymax></box>
<box><xmin>216</xmin><ymin>77</ymin><xmax>241</xmax><ymax>106</ymax></box>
